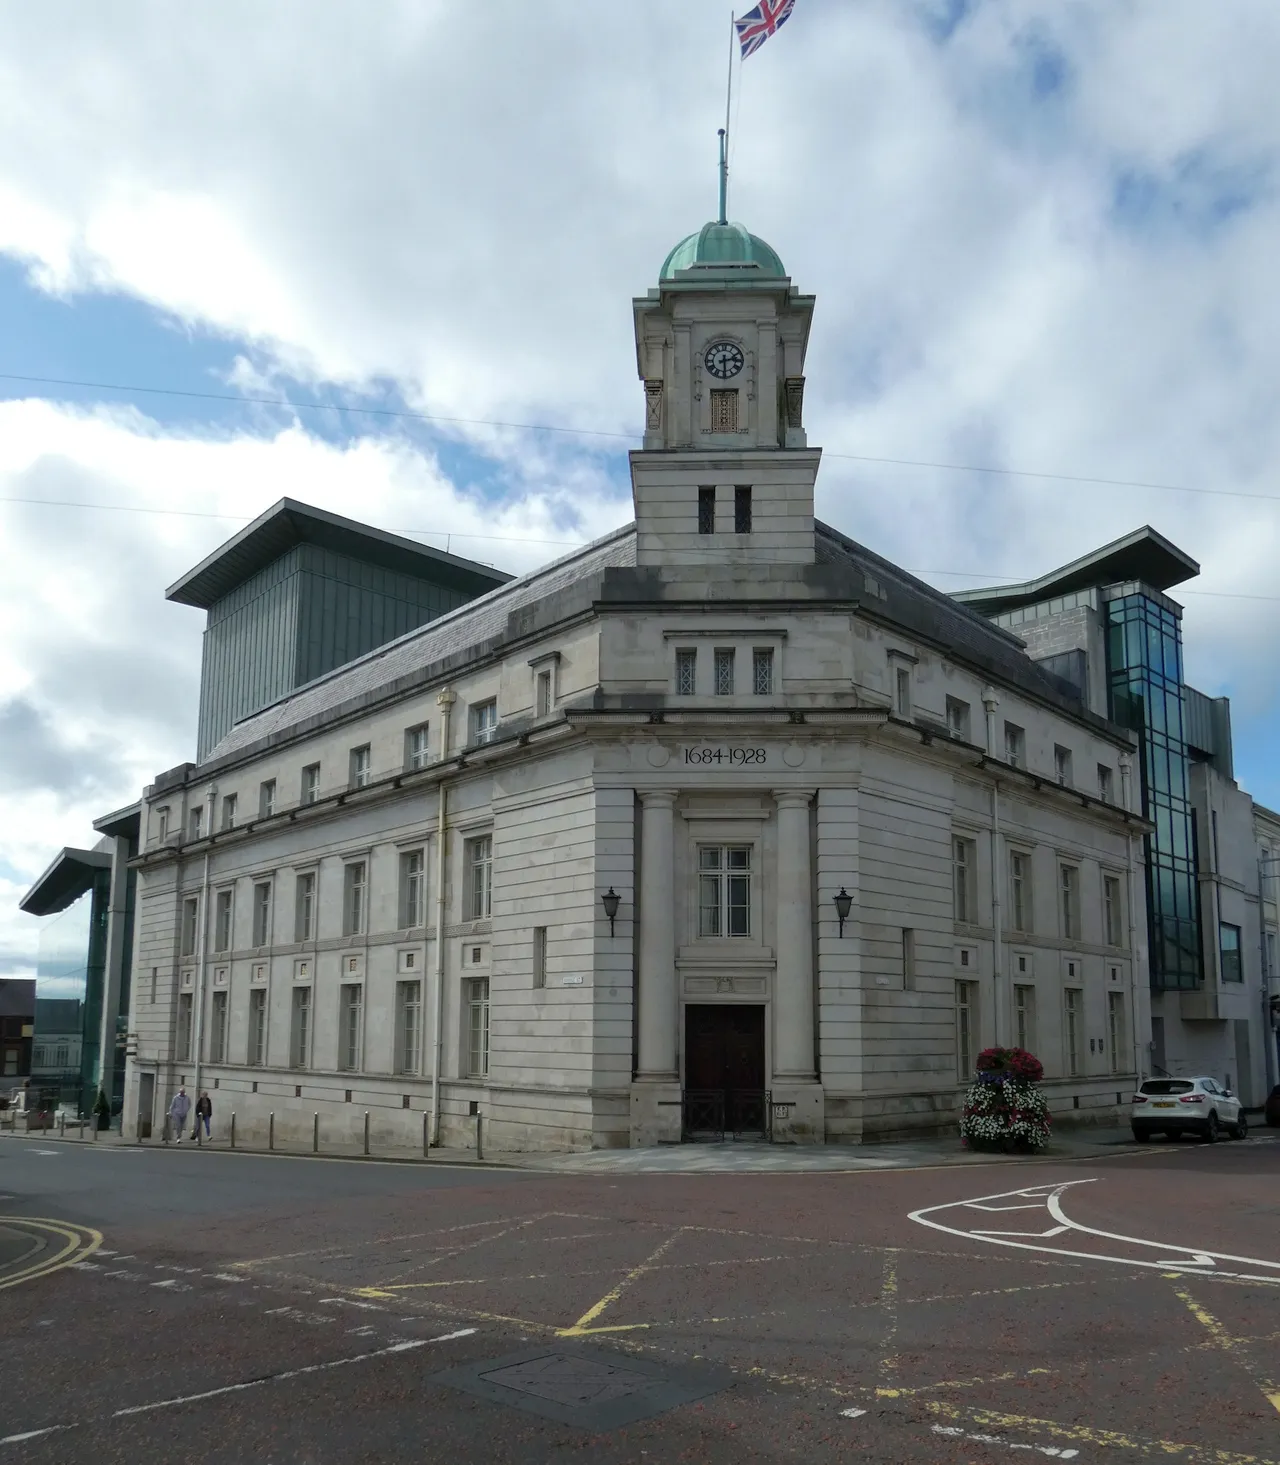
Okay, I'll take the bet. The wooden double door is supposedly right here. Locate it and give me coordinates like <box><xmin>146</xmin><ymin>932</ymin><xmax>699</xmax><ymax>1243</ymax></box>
<box><xmin>683</xmin><ymin>1004</ymin><xmax>767</xmax><ymax>1138</ymax></box>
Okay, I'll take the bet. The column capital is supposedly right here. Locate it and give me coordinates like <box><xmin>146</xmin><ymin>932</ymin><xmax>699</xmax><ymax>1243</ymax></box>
<box><xmin>639</xmin><ymin>789</ymin><xmax>679</xmax><ymax>808</ymax></box>
<box><xmin>772</xmin><ymin>789</ymin><xmax>816</xmax><ymax>810</ymax></box>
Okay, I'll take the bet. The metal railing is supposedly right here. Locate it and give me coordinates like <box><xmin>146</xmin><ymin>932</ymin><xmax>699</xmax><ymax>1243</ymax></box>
<box><xmin>681</xmin><ymin>1089</ymin><xmax>772</xmax><ymax>1142</ymax></box>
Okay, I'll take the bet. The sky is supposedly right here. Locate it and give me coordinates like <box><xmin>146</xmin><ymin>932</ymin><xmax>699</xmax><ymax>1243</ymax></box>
<box><xmin>3</xmin><ymin>0</ymin><xmax>1280</xmax><ymax>982</ymax></box>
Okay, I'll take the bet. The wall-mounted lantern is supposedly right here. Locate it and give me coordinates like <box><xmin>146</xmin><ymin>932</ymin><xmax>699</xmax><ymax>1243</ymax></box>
<box><xmin>601</xmin><ymin>887</ymin><xmax>621</xmax><ymax>937</ymax></box>
<box><xmin>833</xmin><ymin>887</ymin><xmax>852</xmax><ymax>937</ymax></box>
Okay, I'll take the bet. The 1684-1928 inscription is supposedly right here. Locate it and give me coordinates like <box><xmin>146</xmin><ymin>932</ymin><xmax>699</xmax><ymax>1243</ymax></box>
<box><xmin>683</xmin><ymin>747</ymin><xmax>767</xmax><ymax>765</ymax></box>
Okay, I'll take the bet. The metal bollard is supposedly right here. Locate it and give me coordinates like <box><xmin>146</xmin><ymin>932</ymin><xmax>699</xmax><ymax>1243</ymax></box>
<box><xmin>313</xmin><ymin>1112</ymin><xmax>319</xmax><ymax>1154</ymax></box>
<box><xmin>59</xmin><ymin>1113</ymin><xmax>65</xmax><ymax>1139</ymax></box>
<box><xmin>475</xmin><ymin>1111</ymin><xmax>483</xmax><ymax>1162</ymax></box>
<box><xmin>363</xmin><ymin>1111</ymin><xmax>370</xmax><ymax>1156</ymax></box>
<box><xmin>230</xmin><ymin>1112</ymin><xmax>236</xmax><ymax>1149</ymax></box>
<box><xmin>423</xmin><ymin>1110</ymin><xmax>429</xmax><ymax>1158</ymax></box>
<box><xmin>268</xmin><ymin>1112</ymin><xmax>274</xmax><ymax>1151</ymax></box>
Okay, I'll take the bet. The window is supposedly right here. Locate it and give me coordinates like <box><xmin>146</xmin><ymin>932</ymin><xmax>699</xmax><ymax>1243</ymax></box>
<box><xmin>188</xmin><ymin>805</ymin><xmax>204</xmax><ymax>840</ymax></box>
<box><xmin>157</xmin><ymin>806</ymin><xmax>170</xmax><ymax>842</ymax></box>
<box><xmin>533</xmin><ymin>926</ymin><xmax>548</xmax><ymax>989</ymax></box>
<box><xmin>955</xmin><ymin>981</ymin><xmax>977</xmax><ymax>1080</ymax></box>
<box><xmin>301</xmin><ymin>763</ymin><xmax>321</xmax><ymax>804</ymax></box>
<box><xmin>1060</xmin><ymin>864</ymin><xmax>1080</xmax><ymax>940</ymax></box>
<box><xmin>180</xmin><ymin>896</ymin><xmax>199</xmax><ymax>958</ymax></box>
<box><xmin>536</xmin><ymin>669</ymin><xmax>552</xmax><ymax>718</ymax></box>
<box><xmin>734</xmin><ymin>485</ymin><xmax>752</xmax><ymax>533</ymax></box>
<box><xmin>214</xmin><ymin>889</ymin><xmax>233</xmax><ymax>953</ymax></box>
<box><xmin>400</xmin><ymin>849</ymin><xmax>425</xmax><ymax>929</ymax></box>
<box><xmin>248</xmin><ymin>989</ymin><xmax>267</xmax><ymax>1067</ymax></box>
<box><xmin>1108</xmin><ymin>991</ymin><xmax>1126</xmax><ymax>1074</ymax></box>
<box><xmin>902</xmin><ymin>928</ymin><xmax>916</xmax><ymax>991</ymax></box>
<box><xmin>466</xmin><ymin>978</ymin><xmax>490</xmax><ymax>1076</ymax></box>
<box><xmin>675</xmin><ymin>648</ymin><xmax>697</xmax><ymax>696</ymax></box>
<box><xmin>177</xmin><ymin>992</ymin><xmax>194</xmax><ymax>1062</ymax></box>
<box><xmin>467</xmin><ymin>835</ymin><xmax>493</xmax><ymax>920</ymax></box>
<box><xmin>1004</xmin><ymin>722</ymin><xmax>1025</xmax><ymax>768</ymax></box>
<box><xmin>1009</xmin><ymin>850</ymin><xmax>1031</xmax><ymax>933</ymax></box>
<box><xmin>338</xmin><ymin>984</ymin><xmax>363</xmax><ymax>1071</ymax></box>
<box><xmin>221</xmin><ymin>794</ymin><xmax>238</xmax><ymax>831</ymax></box>
<box><xmin>710</xmin><ymin>389</ymin><xmax>739</xmax><ymax>433</ymax></box>
<box><xmin>1014</xmin><ymin>985</ymin><xmax>1035</xmax><ymax>1053</ymax></box>
<box><xmin>894</xmin><ymin>666</ymin><xmax>912</xmax><ymax>717</ymax></box>
<box><xmin>698</xmin><ymin>486</ymin><xmax>716</xmax><ymax>534</ymax></box>
<box><xmin>259</xmin><ymin>780</ymin><xmax>276</xmax><ymax>818</ymax></box>
<box><xmin>406</xmin><ymin>725</ymin><xmax>430</xmax><ymax>771</ymax></box>
<box><xmin>394</xmin><ymin>981</ymin><xmax>421</xmax><ymax>1075</ymax></box>
<box><xmin>1266</xmin><ymin>930</ymin><xmax>1277</xmax><ymax>978</ymax></box>
<box><xmin>714</xmin><ymin>648</ymin><xmax>735</xmax><ymax>696</ymax></box>
<box><xmin>209</xmin><ymin>990</ymin><xmax>228</xmax><ymax>1064</ymax></box>
<box><xmin>1054</xmin><ymin>745</ymin><xmax>1073</xmax><ymax>787</ymax></box>
<box><xmin>472</xmin><ymin>699</ymin><xmax>498</xmax><ymax>745</ymax></box>
<box><xmin>946</xmin><ymin>697</ymin><xmax>970</xmax><ymax>741</ymax></box>
<box><xmin>953</xmin><ymin>837</ymin><xmax>976</xmax><ymax>924</ymax></box>
<box><xmin>1064</xmin><ymin>989</ymin><xmax>1082</xmax><ymax>1076</ymax></box>
<box><xmin>295</xmin><ymin>872</ymin><xmax>316</xmax><ymax>942</ymax></box>
<box><xmin>252</xmin><ymin>882</ymin><xmax>272</xmax><ymax>947</ymax></box>
<box><xmin>289</xmin><ymin>987</ymin><xmax>311</xmax><ymax>1069</ymax></box>
<box><xmin>1103</xmin><ymin>875</ymin><xmax>1122</xmax><ymax>946</ymax></box>
<box><xmin>1219</xmin><ymin>922</ymin><xmax>1243</xmax><ymax>983</ymax></box>
<box><xmin>752</xmin><ymin>648</ymin><xmax>774</xmax><ymax>697</ymax></box>
<box><xmin>343</xmin><ymin>862</ymin><xmax>367</xmax><ymax>937</ymax></box>
<box><xmin>698</xmin><ymin>846</ymin><xmax>751</xmax><ymax>938</ymax></box>
<box><xmin>1098</xmin><ymin>764</ymin><xmax>1114</xmax><ymax>803</ymax></box>
<box><xmin>350</xmin><ymin>745</ymin><xmax>371</xmax><ymax>789</ymax></box>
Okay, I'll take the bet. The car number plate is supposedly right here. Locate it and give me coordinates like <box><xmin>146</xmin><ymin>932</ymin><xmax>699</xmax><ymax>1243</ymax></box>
<box><xmin>1153</xmin><ymin>1101</ymin><xmax>1176</xmax><ymax>1108</ymax></box>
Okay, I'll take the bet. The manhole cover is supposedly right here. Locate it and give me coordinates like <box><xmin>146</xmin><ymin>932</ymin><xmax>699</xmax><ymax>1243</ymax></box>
<box><xmin>433</xmin><ymin>1345</ymin><xmax>731</xmax><ymax>1430</ymax></box>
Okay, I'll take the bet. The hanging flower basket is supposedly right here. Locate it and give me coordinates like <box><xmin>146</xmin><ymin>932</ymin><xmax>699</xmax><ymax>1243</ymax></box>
<box><xmin>960</xmin><ymin>1047</ymin><xmax>1051</xmax><ymax>1152</ymax></box>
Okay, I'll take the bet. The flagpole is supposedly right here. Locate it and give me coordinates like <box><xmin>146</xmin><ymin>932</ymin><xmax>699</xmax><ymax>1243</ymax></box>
<box><xmin>720</xmin><ymin>12</ymin><xmax>734</xmax><ymax>224</ymax></box>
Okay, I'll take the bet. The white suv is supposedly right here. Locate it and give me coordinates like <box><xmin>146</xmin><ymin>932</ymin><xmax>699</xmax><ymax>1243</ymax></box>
<box><xmin>1131</xmin><ymin>1077</ymin><xmax>1247</xmax><ymax>1143</ymax></box>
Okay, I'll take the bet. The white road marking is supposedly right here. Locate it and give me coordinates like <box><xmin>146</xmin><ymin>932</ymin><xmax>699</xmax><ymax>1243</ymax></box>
<box><xmin>0</xmin><ymin>1426</ymin><xmax>66</xmax><ymax>1446</ymax></box>
<box><xmin>211</xmin><ymin>1272</ymin><xmax>247</xmax><ymax>1283</ymax></box>
<box><xmin>931</xmin><ymin>1424</ymin><xmax>1079</xmax><ymax>1457</ymax></box>
<box><xmin>910</xmin><ymin>1181</ymin><xmax>1280</xmax><ymax>1285</ymax></box>
<box><xmin>31</xmin><ymin>1150</ymin><xmax>58</xmax><ymax>1157</ymax></box>
<box><xmin>841</xmin><ymin>1406</ymin><xmax>868</xmax><ymax>1418</ymax></box>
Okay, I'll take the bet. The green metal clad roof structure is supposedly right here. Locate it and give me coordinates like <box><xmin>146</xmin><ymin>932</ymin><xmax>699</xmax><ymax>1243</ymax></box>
<box><xmin>659</xmin><ymin>221</ymin><xmax>787</xmax><ymax>280</ymax></box>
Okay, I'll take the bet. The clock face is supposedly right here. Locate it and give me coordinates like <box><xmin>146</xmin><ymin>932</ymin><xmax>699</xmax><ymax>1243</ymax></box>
<box><xmin>704</xmin><ymin>341</ymin><xmax>744</xmax><ymax>380</ymax></box>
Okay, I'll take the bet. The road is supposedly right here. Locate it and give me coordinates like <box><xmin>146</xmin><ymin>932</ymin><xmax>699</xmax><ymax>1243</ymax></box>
<box><xmin>1</xmin><ymin>1133</ymin><xmax>1277</xmax><ymax>1464</ymax></box>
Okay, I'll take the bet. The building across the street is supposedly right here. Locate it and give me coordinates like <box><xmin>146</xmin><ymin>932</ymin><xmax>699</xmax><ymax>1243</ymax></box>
<box><xmin>0</xmin><ymin>978</ymin><xmax>35</xmax><ymax>1084</ymax></box>
<box><xmin>23</xmin><ymin>206</ymin><xmax>1280</xmax><ymax>1151</ymax></box>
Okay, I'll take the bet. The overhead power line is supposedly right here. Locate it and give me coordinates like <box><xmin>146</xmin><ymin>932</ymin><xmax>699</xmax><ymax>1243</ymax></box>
<box><xmin>4</xmin><ymin>369</ymin><xmax>1280</xmax><ymax>507</ymax></box>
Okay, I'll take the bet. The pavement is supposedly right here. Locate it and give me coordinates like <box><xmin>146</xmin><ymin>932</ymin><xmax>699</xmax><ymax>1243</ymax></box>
<box><xmin>1</xmin><ymin>1129</ymin><xmax>1277</xmax><ymax>1464</ymax></box>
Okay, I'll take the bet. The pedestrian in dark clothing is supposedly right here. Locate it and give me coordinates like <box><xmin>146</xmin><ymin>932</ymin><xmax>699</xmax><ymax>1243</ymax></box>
<box><xmin>193</xmin><ymin>1091</ymin><xmax>212</xmax><ymax>1141</ymax></box>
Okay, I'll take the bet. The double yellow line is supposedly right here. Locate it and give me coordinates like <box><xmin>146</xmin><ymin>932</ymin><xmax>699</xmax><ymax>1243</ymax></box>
<box><xmin>0</xmin><ymin>1217</ymin><xmax>102</xmax><ymax>1292</ymax></box>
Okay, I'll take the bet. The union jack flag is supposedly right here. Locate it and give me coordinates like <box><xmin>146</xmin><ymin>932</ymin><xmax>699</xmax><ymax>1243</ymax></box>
<box><xmin>735</xmin><ymin>0</ymin><xmax>797</xmax><ymax>60</ymax></box>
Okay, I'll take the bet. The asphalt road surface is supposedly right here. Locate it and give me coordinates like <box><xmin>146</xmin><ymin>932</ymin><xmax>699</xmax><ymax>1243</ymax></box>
<box><xmin>1</xmin><ymin>1133</ymin><xmax>1278</xmax><ymax>1464</ymax></box>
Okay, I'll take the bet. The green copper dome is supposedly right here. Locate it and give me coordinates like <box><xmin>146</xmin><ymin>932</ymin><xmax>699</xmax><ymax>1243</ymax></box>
<box><xmin>659</xmin><ymin>221</ymin><xmax>786</xmax><ymax>280</ymax></box>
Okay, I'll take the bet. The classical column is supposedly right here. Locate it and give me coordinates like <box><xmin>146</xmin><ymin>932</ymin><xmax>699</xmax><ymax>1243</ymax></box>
<box><xmin>774</xmin><ymin>790</ymin><xmax>817</xmax><ymax>1080</ymax></box>
<box><xmin>637</xmin><ymin>790</ymin><xmax>678</xmax><ymax>1080</ymax></box>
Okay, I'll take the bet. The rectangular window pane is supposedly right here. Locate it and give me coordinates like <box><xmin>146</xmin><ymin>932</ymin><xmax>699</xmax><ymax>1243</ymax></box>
<box><xmin>1009</xmin><ymin>851</ymin><xmax>1030</xmax><ymax>932</ymax></box>
<box><xmin>752</xmin><ymin>648</ymin><xmax>773</xmax><ymax>696</ymax></box>
<box><xmin>295</xmin><ymin>872</ymin><xmax>315</xmax><ymax>942</ymax></box>
<box><xmin>1014</xmin><ymin>985</ymin><xmax>1035</xmax><ymax>1052</ymax></box>
<box><xmin>1108</xmin><ymin>991</ymin><xmax>1125</xmax><ymax>1074</ymax></box>
<box><xmin>177</xmin><ymin>992</ymin><xmax>193</xmax><ymax>1062</ymax></box>
<box><xmin>714</xmin><ymin>648</ymin><xmax>734</xmax><ymax>696</ymax></box>
<box><xmin>338</xmin><ymin>984</ymin><xmax>362</xmax><ymax>1071</ymax></box>
<box><xmin>210</xmin><ymin>990</ymin><xmax>228</xmax><ymax>1064</ymax></box>
<box><xmin>290</xmin><ymin>988</ymin><xmax>311</xmax><ymax>1069</ymax></box>
<box><xmin>1098</xmin><ymin>764</ymin><xmax>1114</xmax><ymax>803</ymax></box>
<box><xmin>536</xmin><ymin>669</ymin><xmax>552</xmax><ymax>718</ymax></box>
<box><xmin>400</xmin><ymin>850</ymin><xmax>424</xmax><ymax>929</ymax></box>
<box><xmin>953</xmin><ymin>838</ymin><xmax>972</xmax><ymax>924</ymax></box>
<box><xmin>1219</xmin><ymin>922</ymin><xmax>1242</xmax><ymax>982</ymax></box>
<box><xmin>221</xmin><ymin>794</ymin><xmax>237</xmax><ymax>831</ymax></box>
<box><xmin>252</xmin><ymin>883</ymin><xmax>271</xmax><ymax>947</ymax></box>
<box><xmin>189</xmin><ymin>806</ymin><xmax>203</xmax><ymax>840</ymax></box>
<box><xmin>1061</xmin><ymin>866</ymin><xmax>1079</xmax><ymax>940</ymax></box>
<box><xmin>407</xmin><ymin>726</ymin><xmax>430</xmax><ymax>771</ymax></box>
<box><xmin>676</xmin><ymin>648</ymin><xmax>697</xmax><ymax>696</ymax></box>
<box><xmin>302</xmin><ymin>763</ymin><xmax>320</xmax><ymax>803</ymax></box>
<box><xmin>395</xmin><ymin>981</ymin><xmax>421</xmax><ymax>1074</ymax></box>
<box><xmin>467</xmin><ymin>978</ymin><xmax>490</xmax><ymax>1077</ymax></box>
<box><xmin>710</xmin><ymin>389</ymin><xmax>738</xmax><ymax>432</ymax></box>
<box><xmin>698</xmin><ymin>874</ymin><xmax>722</xmax><ymax>937</ymax></box>
<box><xmin>895</xmin><ymin>666</ymin><xmax>911</xmax><ymax>716</ymax></box>
<box><xmin>697</xmin><ymin>486</ymin><xmax>715</xmax><ymax>534</ymax></box>
<box><xmin>344</xmin><ymin>863</ymin><xmax>367</xmax><ymax>936</ymax></box>
<box><xmin>956</xmin><ymin>981</ymin><xmax>976</xmax><ymax>1079</ymax></box>
<box><xmin>533</xmin><ymin>926</ymin><xmax>547</xmax><ymax>989</ymax></box>
<box><xmin>350</xmin><ymin>745</ymin><xmax>371</xmax><ymax>789</ymax></box>
<box><xmin>697</xmin><ymin>845</ymin><xmax>751</xmax><ymax>939</ymax></box>
<box><xmin>468</xmin><ymin>835</ymin><xmax>492</xmax><ymax>920</ymax></box>
<box><xmin>1004</xmin><ymin>723</ymin><xmax>1024</xmax><ymax>768</ymax></box>
<box><xmin>259</xmin><ymin>780</ymin><xmax>275</xmax><ymax>818</ymax></box>
<box><xmin>248</xmin><ymin>989</ymin><xmax>266</xmax><ymax>1067</ymax></box>
<box><xmin>214</xmin><ymin>890</ymin><xmax>232</xmax><ymax>953</ymax></box>
<box><xmin>734</xmin><ymin>485</ymin><xmax>752</xmax><ymax>533</ymax></box>
<box><xmin>181</xmin><ymin>897</ymin><xmax>199</xmax><ymax>957</ymax></box>
<box><xmin>473</xmin><ymin>700</ymin><xmax>497</xmax><ymax>744</ymax></box>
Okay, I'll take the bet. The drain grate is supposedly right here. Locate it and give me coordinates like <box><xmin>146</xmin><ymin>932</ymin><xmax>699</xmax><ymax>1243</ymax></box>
<box><xmin>432</xmin><ymin>1345</ymin><xmax>731</xmax><ymax>1430</ymax></box>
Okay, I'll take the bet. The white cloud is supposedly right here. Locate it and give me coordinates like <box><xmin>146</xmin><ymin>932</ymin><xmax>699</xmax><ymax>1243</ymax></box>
<box><xmin>3</xmin><ymin>0</ymin><xmax>1280</xmax><ymax>973</ymax></box>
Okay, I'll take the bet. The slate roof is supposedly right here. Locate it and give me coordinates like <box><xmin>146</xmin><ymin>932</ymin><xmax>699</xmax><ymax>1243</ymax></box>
<box><xmin>197</xmin><ymin>517</ymin><xmax>1122</xmax><ymax>774</ymax></box>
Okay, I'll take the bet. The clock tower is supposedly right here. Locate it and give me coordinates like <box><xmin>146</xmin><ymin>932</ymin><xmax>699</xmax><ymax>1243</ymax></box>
<box><xmin>630</xmin><ymin>204</ymin><xmax>819</xmax><ymax>570</ymax></box>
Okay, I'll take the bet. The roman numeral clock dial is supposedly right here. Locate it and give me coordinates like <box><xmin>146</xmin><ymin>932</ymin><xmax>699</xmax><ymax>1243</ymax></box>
<box><xmin>704</xmin><ymin>341</ymin><xmax>744</xmax><ymax>379</ymax></box>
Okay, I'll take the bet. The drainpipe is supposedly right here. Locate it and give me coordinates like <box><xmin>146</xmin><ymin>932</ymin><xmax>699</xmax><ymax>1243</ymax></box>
<box><xmin>191</xmin><ymin>783</ymin><xmax>216</xmax><ymax>1102</ymax></box>
<box><xmin>430</xmin><ymin>689</ymin><xmax>455</xmax><ymax>1147</ymax></box>
<box><xmin>1120</xmin><ymin>755</ymin><xmax>1143</xmax><ymax>1083</ymax></box>
<box><xmin>982</xmin><ymin>689</ymin><xmax>1004</xmax><ymax>1045</ymax></box>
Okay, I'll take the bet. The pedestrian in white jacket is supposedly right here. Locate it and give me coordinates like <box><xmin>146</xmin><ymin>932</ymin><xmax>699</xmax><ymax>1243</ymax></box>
<box><xmin>169</xmin><ymin>1087</ymin><xmax>191</xmax><ymax>1143</ymax></box>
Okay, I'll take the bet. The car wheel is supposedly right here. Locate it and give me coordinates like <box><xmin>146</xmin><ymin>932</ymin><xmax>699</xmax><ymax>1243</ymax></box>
<box><xmin>1233</xmin><ymin>1112</ymin><xmax>1248</xmax><ymax>1141</ymax></box>
<box><xmin>1204</xmin><ymin>1112</ymin><xmax>1220</xmax><ymax>1143</ymax></box>
<box><xmin>1131</xmin><ymin>1128</ymin><xmax>1148</xmax><ymax>1143</ymax></box>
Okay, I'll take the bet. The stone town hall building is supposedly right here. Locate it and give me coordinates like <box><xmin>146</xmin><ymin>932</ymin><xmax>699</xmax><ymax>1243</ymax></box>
<box><xmin>121</xmin><ymin>216</ymin><xmax>1149</xmax><ymax>1151</ymax></box>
